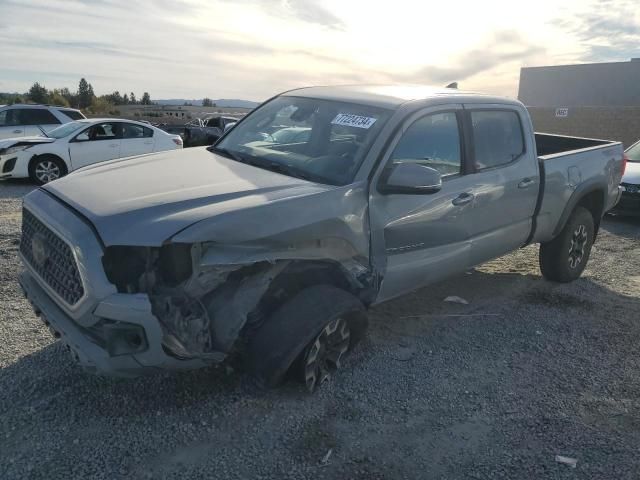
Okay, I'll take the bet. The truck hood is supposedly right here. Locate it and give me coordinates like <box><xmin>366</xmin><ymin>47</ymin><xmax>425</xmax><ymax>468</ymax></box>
<box><xmin>0</xmin><ymin>136</ymin><xmax>55</xmax><ymax>150</ymax></box>
<box><xmin>622</xmin><ymin>161</ymin><xmax>640</xmax><ymax>184</ymax></box>
<box><xmin>43</xmin><ymin>147</ymin><xmax>335</xmax><ymax>246</ymax></box>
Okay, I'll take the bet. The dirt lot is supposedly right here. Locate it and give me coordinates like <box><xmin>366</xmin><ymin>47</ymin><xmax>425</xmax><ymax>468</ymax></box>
<box><xmin>1</xmin><ymin>180</ymin><xmax>640</xmax><ymax>479</ymax></box>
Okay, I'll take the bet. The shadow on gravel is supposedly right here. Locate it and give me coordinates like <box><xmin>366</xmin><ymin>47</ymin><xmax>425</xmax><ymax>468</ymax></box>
<box><xmin>601</xmin><ymin>214</ymin><xmax>640</xmax><ymax>240</ymax></box>
<box><xmin>2</xmin><ymin>270</ymin><xmax>640</xmax><ymax>412</ymax></box>
<box><xmin>2</xmin><ymin>269</ymin><xmax>640</xmax><ymax>478</ymax></box>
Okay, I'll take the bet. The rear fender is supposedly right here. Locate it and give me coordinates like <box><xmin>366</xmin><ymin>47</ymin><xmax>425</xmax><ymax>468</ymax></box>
<box><xmin>552</xmin><ymin>179</ymin><xmax>606</xmax><ymax>239</ymax></box>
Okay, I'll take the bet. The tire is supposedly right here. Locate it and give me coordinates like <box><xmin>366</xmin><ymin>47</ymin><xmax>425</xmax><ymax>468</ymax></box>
<box><xmin>28</xmin><ymin>155</ymin><xmax>67</xmax><ymax>185</ymax></box>
<box><xmin>245</xmin><ymin>285</ymin><xmax>367</xmax><ymax>391</ymax></box>
<box><xmin>539</xmin><ymin>206</ymin><xmax>595</xmax><ymax>282</ymax></box>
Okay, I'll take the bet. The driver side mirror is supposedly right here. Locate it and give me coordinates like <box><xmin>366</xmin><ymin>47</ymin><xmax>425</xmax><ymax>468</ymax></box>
<box><xmin>379</xmin><ymin>162</ymin><xmax>442</xmax><ymax>195</ymax></box>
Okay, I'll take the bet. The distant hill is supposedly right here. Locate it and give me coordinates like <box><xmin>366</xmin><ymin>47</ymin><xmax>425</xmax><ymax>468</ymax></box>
<box><xmin>155</xmin><ymin>98</ymin><xmax>259</xmax><ymax>108</ymax></box>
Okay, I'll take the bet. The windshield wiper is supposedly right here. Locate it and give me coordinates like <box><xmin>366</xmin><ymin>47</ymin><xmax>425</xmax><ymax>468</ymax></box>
<box><xmin>259</xmin><ymin>161</ymin><xmax>313</xmax><ymax>181</ymax></box>
<box><xmin>207</xmin><ymin>145</ymin><xmax>244</xmax><ymax>162</ymax></box>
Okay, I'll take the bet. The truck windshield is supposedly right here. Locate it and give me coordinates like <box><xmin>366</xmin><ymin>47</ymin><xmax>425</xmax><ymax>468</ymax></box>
<box><xmin>627</xmin><ymin>142</ymin><xmax>640</xmax><ymax>162</ymax></box>
<box><xmin>212</xmin><ymin>96</ymin><xmax>392</xmax><ymax>185</ymax></box>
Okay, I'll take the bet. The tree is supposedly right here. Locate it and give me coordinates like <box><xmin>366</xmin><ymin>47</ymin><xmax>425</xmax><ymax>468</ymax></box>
<box><xmin>122</xmin><ymin>93</ymin><xmax>129</xmax><ymax>105</ymax></box>
<box><xmin>202</xmin><ymin>97</ymin><xmax>213</xmax><ymax>107</ymax></box>
<box><xmin>104</xmin><ymin>90</ymin><xmax>122</xmax><ymax>105</ymax></box>
<box><xmin>59</xmin><ymin>87</ymin><xmax>76</xmax><ymax>107</ymax></box>
<box><xmin>87</xmin><ymin>97</ymin><xmax>113</xmax><ymax>115</ymax></box>
<box><xmin>130</xmin><ymin>92</ymin><xmax>136</xmax><ymax>104</ymax></box>
<box><xmin>28</xmin><ymin>82</ymin><xmax>49</xmax><ymax>104</ymax></box>
<box><xmin>77</xmin><ymin>78</ymin><xmax>95</xmax><ymax>109</ymax></box>
<box><xmin>49</xmin><ymin>89</ymin><xmax>70</xmax><ymax>107</ymax></box>
<box><xmin>141</xmin><ymin>92</ymin><xmax>151</xmax><ymax>105</ymax></box>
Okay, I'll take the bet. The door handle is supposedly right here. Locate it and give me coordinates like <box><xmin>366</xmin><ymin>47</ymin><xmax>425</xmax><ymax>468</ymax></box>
<box><xmin>109</xmin><ymin>143</ymin><xmax>119</xmax><ymax>148</ymax></box>
<box><xmin>518</xmin><ymin>178</ymin><xmax>535</xmax><ymax>189</ymax></box>
<box><xmin>13</xmin><ymin>129</ymin><xmax>22</xmax><ymax>134</ymax></box>
<box><xmin>452</xmin><ymin>192</ymin><xmax>474</xmax><ymax>206</ymax></box>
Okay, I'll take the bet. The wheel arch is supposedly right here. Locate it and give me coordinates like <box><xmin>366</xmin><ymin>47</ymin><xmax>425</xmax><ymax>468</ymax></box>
<box><xmin>28</xmin><ymin>152</ymin><xmax>69</xmax><ymax>175</ymax></box>
<box><xmin>238</xmin><ymin>259</ymin><xmax>371</xmax><ymax>345</ymax></box>
<box><xmin>255</xmin><ymin>259</ymin><xmax>373</xmax><ymax>314</ymax></box>
<box><xmin>552</xmin><ymin>181</ymin><xmax>606</xmax><ymax>240</ymax></box>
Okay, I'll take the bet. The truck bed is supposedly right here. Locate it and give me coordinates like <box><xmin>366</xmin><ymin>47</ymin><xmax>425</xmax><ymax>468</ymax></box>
<box><xmin>531</xmin><ymin>133</ymin><xmax>624</xmax><ymax>244</ymax></box>
<box><xmin>535</xmin><ymin>133</ymin><xmax>618</xmax><ymax>159</ymax></box>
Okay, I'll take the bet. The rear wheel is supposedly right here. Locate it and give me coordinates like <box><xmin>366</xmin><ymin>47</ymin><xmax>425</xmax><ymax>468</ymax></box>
<box><xmin>29</xmin><ymin>155</ymin><xmax>67</xmax><ymax>185</ymax></box>
<box><xmin>539</xmin><ymin>206</ymin><xmax>595</xmax><ymax>282</ymax></box>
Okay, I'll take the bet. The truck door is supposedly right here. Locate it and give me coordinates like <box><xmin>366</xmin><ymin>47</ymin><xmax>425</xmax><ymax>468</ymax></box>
<box><xmin>462</xmin><ymin>105</ymin><xmax>539</xmax><ymax>264</ymax></box>
<box><xmin>369</xmin><ymin>105</ymin><xmax>476</xmax><ymax>303</ymax></box>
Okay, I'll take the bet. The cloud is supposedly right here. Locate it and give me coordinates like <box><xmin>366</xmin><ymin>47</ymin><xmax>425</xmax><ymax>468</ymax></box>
<box><xmin>220</xmin><ymin>0</ymin><xmax>345</xmax><ymax>29</ymax></box>
<box><xmin>0</xmin><ymin>0</ymin><xmax>636</xmax><ymax>100</ymax></box>
<box><xmin>551</xmin><ymin>0</ymin><xmax>640</xmax><ymax>62</ymax></box>
<box><xmin>400</xmin><ymin>31</ymin><xmax>545</xmax><ymax>84</ymax></box>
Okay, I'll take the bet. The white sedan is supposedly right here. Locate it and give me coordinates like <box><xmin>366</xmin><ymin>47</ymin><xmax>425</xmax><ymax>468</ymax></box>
<box><xmin>0</xmin><ymin>118</ymin><xmax>183</xmax><ymax>184</ymax></box>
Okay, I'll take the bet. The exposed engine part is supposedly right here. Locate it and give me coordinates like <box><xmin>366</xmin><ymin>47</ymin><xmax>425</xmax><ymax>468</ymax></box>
<box><xmin>153</xmin><ymin>296</ymin><xmax>213</xmax><ymax>358</ymax></box>
<box><xmin>101</xmin><ymin>241</ymin><xmax>372</xmax><ymax>361</ymax></box>
<box><xmin>204</xmin><ymin>262</ymin><xmax>287</xmax><ymax>352</ymax></box>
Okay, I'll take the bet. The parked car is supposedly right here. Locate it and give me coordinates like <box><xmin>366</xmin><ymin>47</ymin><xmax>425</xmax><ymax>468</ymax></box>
<box><xmin>0</xmin><ymin>118</ymin><xmax>183</xmax><ymax>184</ymax></box>
<box><xmin>159</xmin><ymin>115</ymin><xmax>240</xmax><ymax>147</ymax></box>
<box><xmin>18</xmin><ymin>85</ymin><xmax>624</xmax><ymax>391</ymax></box>
<box><xmin>610</xmin><ymin>139</ymin><xmax>639</xmax><ymax>215</ymax></box>
<box><xmin>0</xmin><ymin>104</ymin><xmax>85</xmax><ymax>140</ymax></box>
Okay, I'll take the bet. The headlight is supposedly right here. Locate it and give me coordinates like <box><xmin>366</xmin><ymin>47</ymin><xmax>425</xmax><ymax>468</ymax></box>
<box><xmin>2</xmin><ymin>145</ymin><xmax>33</xmax><ymax>155</ymax></box>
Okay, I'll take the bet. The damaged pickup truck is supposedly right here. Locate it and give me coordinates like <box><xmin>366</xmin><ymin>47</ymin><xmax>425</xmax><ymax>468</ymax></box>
<box><xmin>19</xmin><ymin>85</ymin><xmax>625</xmax><ymax>391</ymax></box>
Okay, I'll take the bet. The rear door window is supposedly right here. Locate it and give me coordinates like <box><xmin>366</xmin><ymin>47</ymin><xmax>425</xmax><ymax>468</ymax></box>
<box><xmin>470</xmin><ymin>110</ymin><xmax>524</xmax><ymax>170</ymax></box>
<box><xmin>206</xmin><ymin>118</ymin><xmax>222</xmax><ymax>128</ymax></box>
<box><xmin>59</xmin><ymin>109</ymin><xmax>85</xmax><ymax>121</ymax></box>
<box><xmin>122</xmin><ymin>123</ymin><xmax>154</xmax><ymax>139</ymax></box>
<box><xmin>20</xmin><ymin>108</ymin><xmax>61</xmax><ymax>125</ymax></box>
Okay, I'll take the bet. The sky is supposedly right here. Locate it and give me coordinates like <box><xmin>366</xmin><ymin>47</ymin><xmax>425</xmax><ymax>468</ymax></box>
<box><xmin>0</xmin><ymin>0</ymin><xmax>638</xmax><ymax>101</ymax></box>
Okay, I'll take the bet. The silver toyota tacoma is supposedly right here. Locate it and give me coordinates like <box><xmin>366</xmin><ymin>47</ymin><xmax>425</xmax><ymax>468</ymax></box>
<box><xmin>18</xmin><ymin>85</ymin><xmax>625</xmax><ymax>391</ymax></box>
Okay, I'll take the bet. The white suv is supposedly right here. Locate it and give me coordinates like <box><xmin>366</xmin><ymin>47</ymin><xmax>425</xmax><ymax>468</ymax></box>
<box><xmin>0</xmin><ymin>104</ymin><xmax>85</xmax><ymax>140</ymax></box>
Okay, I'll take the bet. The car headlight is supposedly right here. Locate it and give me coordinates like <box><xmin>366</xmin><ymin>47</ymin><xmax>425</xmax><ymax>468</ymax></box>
<box><xmin>1</xmin><ymin>145</ymin><xmax>33</xmax><ymax>156</ymax></box>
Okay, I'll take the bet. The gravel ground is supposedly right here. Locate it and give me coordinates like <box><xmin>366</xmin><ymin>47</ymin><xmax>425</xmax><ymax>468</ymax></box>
<box><xmin>1</xmin><ymin>179</ymin><xmax>640</xmax><ymax>479</ymax></box>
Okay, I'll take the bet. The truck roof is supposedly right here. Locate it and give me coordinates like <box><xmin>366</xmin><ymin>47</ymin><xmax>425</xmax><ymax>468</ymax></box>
<box><xmin>283</xmin><ymin>85</ymin><xmax>519</xmax><ymax>109</ymax></box>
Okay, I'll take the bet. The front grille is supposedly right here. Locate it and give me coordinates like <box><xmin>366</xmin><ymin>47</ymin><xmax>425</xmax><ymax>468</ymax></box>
<box><xmin>20</xmin><ymin>208</ymin><xmax>84</xmax><ymax>306</ymax></box>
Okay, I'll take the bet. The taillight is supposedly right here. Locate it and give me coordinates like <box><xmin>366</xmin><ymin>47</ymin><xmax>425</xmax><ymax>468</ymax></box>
<box><xmin>172</xmin><ymin>137</ymin><xmax>183</xmax><ymax>146</ymax></box>
<box><xmin>622</xmin><ymin>153</ymin><xmax>628</xmax><ymax>176</ymax></box>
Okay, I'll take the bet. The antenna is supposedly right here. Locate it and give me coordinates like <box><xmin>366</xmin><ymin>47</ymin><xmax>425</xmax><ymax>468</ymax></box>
<box><xmin>445</xmin><ymin>82</ymin><xmax>458</xmax><ymax>89</ymax></box>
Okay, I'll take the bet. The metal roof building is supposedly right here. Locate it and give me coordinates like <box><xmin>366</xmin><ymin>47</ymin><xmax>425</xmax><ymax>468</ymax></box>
<box><xmin>518</xmin><ymin>59</ymin><xmax>640</xmax><ymax>147</ymax></box>
<box><xmin>518</xmin><ymin>59</ymin><xmax>640</xmax><ymax>107</ymax></box>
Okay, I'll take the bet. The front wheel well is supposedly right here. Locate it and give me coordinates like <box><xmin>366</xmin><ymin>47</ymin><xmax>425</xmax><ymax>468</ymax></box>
<box><xmin>28</xmin><ymin>153</ymin><xmax>68</xmax><ymax>174</ymax></box>
<box><xmin>242</xmin><ymin>260</ymin><xmax>372</xmax><ymax>339</ymax></box>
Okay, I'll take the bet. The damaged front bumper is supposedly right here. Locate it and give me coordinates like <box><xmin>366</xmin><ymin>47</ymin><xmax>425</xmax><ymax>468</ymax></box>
<box><xmin>19</xmin><ymin>269</ymin><xmax>222</xmax><ymax>376</ymax></box>
<box><xmin>19</xmin><ymin>189</ymin><xmax>226</xmax><ymax>377</ymax></box>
